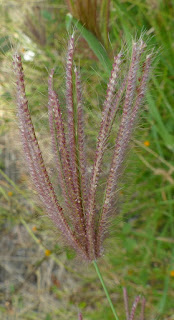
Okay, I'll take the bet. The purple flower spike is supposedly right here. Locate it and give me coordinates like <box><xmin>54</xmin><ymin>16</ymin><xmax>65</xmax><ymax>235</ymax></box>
<box><xmin>123</xmin><ymin>288</ymin><xmax>146</xmax><ymax>320</ymax></box>
<box><xmin>13</xmin><ymin>35</ymin><xmax>152</xmax><ymax>262</ymax></box>
<box><xmin>78</xmin><ymin>312</ymin><xmax>83</xmax><ymax>320</ymax></box>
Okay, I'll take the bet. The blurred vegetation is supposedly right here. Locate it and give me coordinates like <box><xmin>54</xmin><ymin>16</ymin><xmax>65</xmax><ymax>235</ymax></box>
<box><xmin>0</xmin><ymin>0</ymin><xmax>174</xmax><ymax>319</ymax></box>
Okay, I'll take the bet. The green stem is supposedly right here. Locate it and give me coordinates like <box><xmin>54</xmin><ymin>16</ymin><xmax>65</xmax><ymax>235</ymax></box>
<box><xmin>93</xmin><ymin>260</ymin><xmax>120</xmax><ymax>320</ymax></box>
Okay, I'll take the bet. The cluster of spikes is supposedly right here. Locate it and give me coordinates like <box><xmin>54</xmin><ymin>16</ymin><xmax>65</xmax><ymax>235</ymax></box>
<box><xmin>78</xmin><ymin>287</ymin><xmax>146</xmax><ymax>320</ymax></box>
<box><xmin>13</xmin><ymin>34</ymin><xmax>152</xmax><ymax>262</ymax></box>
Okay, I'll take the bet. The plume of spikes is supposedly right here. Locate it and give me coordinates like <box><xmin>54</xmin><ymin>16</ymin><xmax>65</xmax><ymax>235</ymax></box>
<box><xmin>123</xmin><ymin>288</ymin><xmax>146</xmax><ymax>320</ymax></box>
<box><xmin>13</xmin><ymin>34</ymin><xmax>152</xmax><ymax>262</ymax></box>
<box><xmin>78</xmin><ymin>312</ymin><xmax>83</xmax><ymax>320</ymax></box>
<box><xmin>78</xmin><ymin>288</ymin><xmax>146</xmax><ymax>319</ymax></box>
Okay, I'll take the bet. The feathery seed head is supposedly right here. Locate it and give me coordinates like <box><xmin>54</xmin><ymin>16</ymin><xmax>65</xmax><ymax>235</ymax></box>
<box><xmin>13</xmin><ymin>35</ymin><xmax>152</xmax><ymax>262</ymax></box>
<box><xmin>123</xmin><ymin>287</ymin><xmax>146</xmax><ymax>320</ymax></box>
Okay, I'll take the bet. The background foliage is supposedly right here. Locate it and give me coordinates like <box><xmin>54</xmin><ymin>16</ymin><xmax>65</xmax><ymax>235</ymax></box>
<box><xmin>0</xmin><ymin>0</ymin><xmax>173</xmax><ymax>319</ymax></box>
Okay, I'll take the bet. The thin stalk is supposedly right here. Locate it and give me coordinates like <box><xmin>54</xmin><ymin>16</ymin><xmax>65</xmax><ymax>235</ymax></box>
<box><xmin>93</xmin><ymin>260</ymin><xmax>119</xmax><ymax>320</ymax></box>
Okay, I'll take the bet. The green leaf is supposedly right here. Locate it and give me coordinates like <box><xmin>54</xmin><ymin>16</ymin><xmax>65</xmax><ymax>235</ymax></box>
<box><xmin>0</xmin><ymin>36</ymin><xmax>11</xmax><ymax>54</ymax></box>
<box><xmin>41</xmin><ymin>10</ymin><xmax>52</xmax><ymax>21</ymax></box>
<box><xmin>45</xmin><ymin>314</ymin><xmax>52</xmax><ymax>320</ymax></box>
<box><xmin>123</xmin><ymin>238</ymin><xmax>137</xmax><ymax>252</ymax></box>
<box><xmin>66</xmin><ymin>12</ymin><xmax>73</xmax><ymax>33</ymax></box>
<box><xmin>146</xmin><ymin>91</ymin><xmax>174</xmax><ymax>151</ymax></box>
<box><xmin>65</xmin><ymin>14</ymin><xmax>112</xmax><ymax>73</ymax></box>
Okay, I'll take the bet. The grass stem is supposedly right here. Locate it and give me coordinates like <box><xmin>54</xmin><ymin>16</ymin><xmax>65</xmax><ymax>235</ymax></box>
<box><xmin>93</xmin><ymin>260</ymin><xmax>119</xmax><ymax>320</ymax></box>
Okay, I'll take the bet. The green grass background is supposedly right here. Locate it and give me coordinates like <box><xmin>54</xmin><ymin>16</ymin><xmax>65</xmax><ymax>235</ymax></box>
<box><xmin>0</xmin><ymin>0</ymin><xmax>173</xmax><ymax>319</ymax></box>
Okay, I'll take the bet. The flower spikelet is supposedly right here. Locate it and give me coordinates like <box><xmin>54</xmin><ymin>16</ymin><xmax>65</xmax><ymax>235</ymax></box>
<box><xmin>13</xmin><ymin>35</ymin><xmax>152</xmax><ymax>262</ymax></box>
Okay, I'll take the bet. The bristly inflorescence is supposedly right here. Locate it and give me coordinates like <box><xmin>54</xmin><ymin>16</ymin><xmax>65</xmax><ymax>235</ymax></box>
<box><xmin>123</xmin><ymin>287</ymin><xmax>146</xmax><ymax>320</ymax></box>
<box><xmin>13</xmin><ymin>34</ymin><xmax>152</xmax><ymax>262</ymax></box>
<box><xmin>78</xmin><ymin>288</ymin><xmax>146</xmax><ymax>320</ymax></box>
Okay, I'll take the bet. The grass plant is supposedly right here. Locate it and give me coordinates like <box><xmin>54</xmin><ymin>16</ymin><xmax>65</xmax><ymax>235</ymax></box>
<box><xmin>13</xmin><ymin>33</ymin><xmax>152</xmax><ymax>319</ymax></box>
<box><xmin>0</xmin><ymin>0</ymin><xmax>173</xmax><ymax>319</ymax></box>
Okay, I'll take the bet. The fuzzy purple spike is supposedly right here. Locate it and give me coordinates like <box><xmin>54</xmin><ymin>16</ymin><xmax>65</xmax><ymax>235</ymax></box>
<box><xmin>48</xmin><ymin>69</ymin><xmax>69</xmax><ymax>208</ymax></box>
<box><xmin>129</xmin><ymin>295</ymin><xmax>141</xmax><ymax>320</ymax></box>
<box><xmin>75</xmin><ymin>67</ymin><xmax>89</xmax><ymax>216</ymax></box>
<box><xmin>123</xmin><ymin>287</ymin><xmax>129</xmax><ymax>320</ymax></box>
<box><xmin>66</xmin><ymin>35</ymin><xmax>81</xmax><ymax>200</ymax></box>
<box><xmin>65</xmin><ymin>36</ymin><xmax>86</xmax><ymax>242</ymax></box>
<box><xmin>140</xmin><ymin>297</ymin><xmax>146</xmax><ymax>320</ymax></box>
<box><xmin>78</xmin><ymin>312</ymin><xmax>83</xmax><ymax>320</ymax></box>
